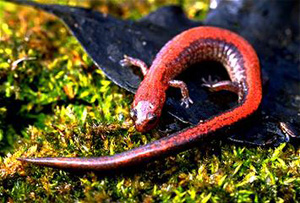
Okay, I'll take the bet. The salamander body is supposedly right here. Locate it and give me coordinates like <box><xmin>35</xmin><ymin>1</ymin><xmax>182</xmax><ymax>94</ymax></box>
<box><xmin>19</xmin><ymin>27</ymin><xmax>262</xmax><ymax>170</ymax></box>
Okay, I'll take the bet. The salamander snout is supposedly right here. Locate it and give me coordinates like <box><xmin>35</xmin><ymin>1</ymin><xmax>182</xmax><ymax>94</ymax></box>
<box><xmin>130</xmin><ymin>101</ymin><xmax>159</xmax><ymax>132</ymax></box>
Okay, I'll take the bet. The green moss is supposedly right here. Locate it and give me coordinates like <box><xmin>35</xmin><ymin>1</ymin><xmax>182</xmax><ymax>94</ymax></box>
<box><xmin>0</xmin><ymin>0</ymin><xmax>299</xmax><ymax>202</ymax></box>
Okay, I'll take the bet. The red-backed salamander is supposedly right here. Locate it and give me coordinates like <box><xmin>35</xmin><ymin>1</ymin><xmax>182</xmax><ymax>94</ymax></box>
<box><xmin>18</xmin><ymin>26</ymin><xmax>262</xmax><ymax>170</ymax></box>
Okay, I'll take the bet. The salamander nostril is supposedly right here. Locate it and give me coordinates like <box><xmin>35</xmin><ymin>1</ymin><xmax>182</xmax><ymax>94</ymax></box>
<box><xmin>147</xmin><ymin>113</ymin><xmax>157</xmax><ymax>125</ymax></box>
<box><xmin>130</xmin><ymin>109</ymin><xmax>138</xmax><ymax>120</ymax></box>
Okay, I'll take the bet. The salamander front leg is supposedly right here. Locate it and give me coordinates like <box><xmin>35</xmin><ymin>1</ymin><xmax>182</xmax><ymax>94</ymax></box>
<box><xmin>119</xmin><ymin>55</ymin><xmax>149</xmax><ymax>76</ymax></box>
<box><xmin>202</xmin><ymin>77</ymin><xmax>244</xmax><ymax>102</ymax></box>
<box><xmin>169</xmin><ymin>80</ymin><xmax>193</xmax><ymax>108</ymax></box>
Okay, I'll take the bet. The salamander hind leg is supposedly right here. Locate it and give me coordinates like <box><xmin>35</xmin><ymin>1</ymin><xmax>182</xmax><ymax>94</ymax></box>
<box><xmin>119</xmin><ymin>55</ymin><xmax>149</xmax><ymax>76</ymax></box>
<box><xmin>169</xmin><ymin>80</ymin><xmax>193</xmax><ymax>108</ymax></box>
<box><xmin>202</xmin><ymin>77</ymin><xmax>244</xmax><ymax>103</ymax></box>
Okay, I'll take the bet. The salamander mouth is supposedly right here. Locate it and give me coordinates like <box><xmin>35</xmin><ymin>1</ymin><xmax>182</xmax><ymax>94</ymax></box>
<box><xmin>135</xmin><ymin>122</ymin><xmax>156</xmax><ymax>133</ymax></box>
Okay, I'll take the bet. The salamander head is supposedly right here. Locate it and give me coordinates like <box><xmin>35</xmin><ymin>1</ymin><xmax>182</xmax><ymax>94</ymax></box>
<box><xmin>130</xmin><ymin>99</ymin><xmax>164</xmax><ymax>132</ymax></box>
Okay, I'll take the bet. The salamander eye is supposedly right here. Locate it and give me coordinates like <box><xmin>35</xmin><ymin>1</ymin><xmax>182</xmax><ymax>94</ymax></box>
<box><xmin>130</xmin><ymin>109</ymin><xmax>137</xmax><ymax>120</ymax></box>
<box><xmin>147</xmin><ymin>113</ymin><xmax>157</xmax><ymax>125</ymax></box>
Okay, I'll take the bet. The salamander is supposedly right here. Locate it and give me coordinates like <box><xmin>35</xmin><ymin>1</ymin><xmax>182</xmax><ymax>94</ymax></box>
<box><xmin>18</xmin><ymin>26</ymin><xmax>262</xmax><ymax>170</ymax></box>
